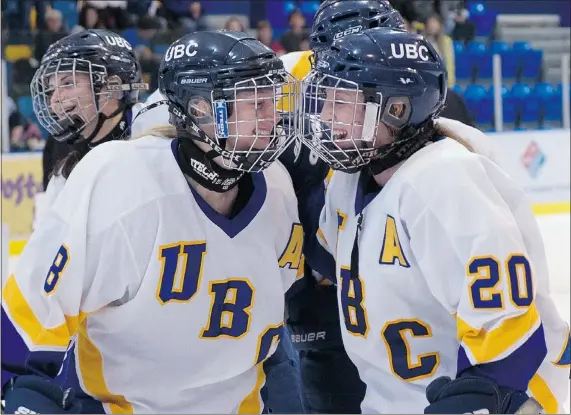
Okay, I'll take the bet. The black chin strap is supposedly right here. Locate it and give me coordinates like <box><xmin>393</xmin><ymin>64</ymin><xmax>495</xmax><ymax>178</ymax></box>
<box><xmin>70</xmin><ymin>105</ymin><xmax>131</xmax><ymax>155</ymax></box>
<box><xmin>367</xmin><ymin>122</ymin><xmax>436</xmax><ymax>176</ymax></box>
<box><xmin>176</xmin><ymin>135</ymin><xmax>244</xmax><ymax>193</ymax></box>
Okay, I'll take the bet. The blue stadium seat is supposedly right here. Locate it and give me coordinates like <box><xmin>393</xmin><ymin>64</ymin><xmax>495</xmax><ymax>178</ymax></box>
<box><xmin>488</xmin><ymin>41</ymin><xmax>517</xmax><ymax>79</ymax></box>
<box><xmin>499</xmin><ymin>49</ymin><xmax>518</xmax><ymax>80</ymax></box>
<box><xmin>511</xmin><ymin>83</ymin><xmax>538</xmax><ymax>124</ymax></box>
<box><xmin>521</xmin><ymin>50</ymin><xmax>543</xmax><ymax>79</ymax></box>
<box><xmin>454</xmin><ymin>51</ymin><xmax>476</xmax><ymax>81</ymax></box>
<box><xmin>453</xmin><ymin>41</ymin><xmax>465</xmax><ymax>54</ymax></box>
<box><xmin>475</xmin><ymin>88</ymin><xmax>494</xmax><ymax>125</ymax></box>
<box><xmin>152</xmin><ymin>44</ymin><xmax>170</xmax><ymax>55</ymax></box>
<box><xmin>476</xmin><ymin>51</ymin><xmax>493</xmax><ymax>79</ymax></box>
<box><xmin>512</xmin><ymin>41</ymin><xmax>531</xmax><ymax>51</ymax></box>
<box><xmin>490</xmin><ymin>41</ymin><xmax>509</xmax><ymax>53</ymax></box>
<box><xmin>451</xmin><ymin>84</ymin><xmax>463</xmax><ymax>95</ymax></box>
<box><xmin>467</xmin><ymin>41</ymin><xmax>486</xmax><ymax>52</ymax></box>
<box><xmin>17</xmin><ymin>95</ymin><xmax>34</xmax><ymax>118</ymax></box>
<box><xmin>511</xmin><ymin>83</ymin><xmax>532</xmax><ymax>101</ymax></box>
<box><xmin>534</xmin><ymin>83</ymin><xmax>561</xmax><ymax>123</ymax></box>
<box><xmin>464</xmin><ymin>84</ymin><xmax>488</xmax><ymax>123</ymax></box>
<box><xmin>490</xmin><ymin>85</ymin><xmax>517</xmax><ymax>125</ymax></box>
<box><xmin>467</xmin><ymin>2</ymin><xmax>497</xmax><ymax>37</ymax></box>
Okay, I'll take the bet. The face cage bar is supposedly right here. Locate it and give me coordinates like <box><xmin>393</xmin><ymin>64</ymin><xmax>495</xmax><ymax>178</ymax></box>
<box><xmin>204</xmin><ymin>70</ymin><xmax>299</xmax><ymax>173</ymax></box>
<box><xmin>298</xmin><ymin>69</ymin><xmax>414</xmax><ymax>170</ymax></box>
<box><xmin>31</xmin><ymin>57</ymin><xmax>113</xmax><ymax>138</ymax></box>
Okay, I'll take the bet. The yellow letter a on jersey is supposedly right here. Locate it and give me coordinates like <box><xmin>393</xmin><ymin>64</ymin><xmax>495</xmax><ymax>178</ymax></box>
<box><xmin>278</xmin><ymin>223</ymin><xmax>304</xmax><ymax>270</ymax></box>
<box><xmin>379</xmin><ymin>215</ymin><xmax>410</xmax><ymax>268</ymax></box>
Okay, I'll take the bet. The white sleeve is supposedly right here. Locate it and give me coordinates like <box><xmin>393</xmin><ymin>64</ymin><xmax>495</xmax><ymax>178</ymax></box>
<box><xmin>33</xmin><ymin>174</ymin><xmax>66</xmax><ymax>230</ymax></box>
<box><xmin>316</xmin><ymin>176</ymin><xmax>337</xmax><ymax>258</ymax></box>
<box><xmin>403</xmin><ymin>156</ymin><xmax>546</xmax><ymax>389</ymax></box>
<box><xmin>3</xmin><ymin>153</ymin><xmax>140</xmax><ymax>354</ymax></box>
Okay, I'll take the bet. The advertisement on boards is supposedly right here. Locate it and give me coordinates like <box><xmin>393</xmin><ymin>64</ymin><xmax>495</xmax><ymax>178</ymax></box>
<box><xmin>1</xmin><ymin>152</ymin><xmax>43</xmax><ymax>239</ymax></box>
<box><xmin>491</xmin><ymin>129</ymin><xmax>571</xmax><ymax>210</ymax></box>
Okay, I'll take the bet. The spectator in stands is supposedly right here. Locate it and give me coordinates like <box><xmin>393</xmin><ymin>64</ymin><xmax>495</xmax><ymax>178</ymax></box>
<box><xmin>257</xmin><ymin>20</ymin><xmax>285</xmax><ymax>55</ymax></box>
<box><xmin>125</xmin><ymin>0</ymin><xmax>165</xmax><ymax>29</ymax></box>
<box><xmin>84</xmin><ymin>0</ymin><xmax>129</xmax><ymax>31</ymax></box>
<box><xmin>71</xmin><ymin>4</ymin><xmax>102</xmax><ymax>34</ymax></box>
<box><xmin>423</xmin><ymin>14</ymin><xmax>456</xmax><ymax>86</ymax></box>
<box><xmin>7</xmin><ymin>96</ymin><xmax>44</xmax><ymax>152</ymax></box>
<box><xmin>162</xmin><ymin>0</ymin><xmax>209</xmax><ymax>32</ymax></box>
<box><xmin>34</xmin><ymin>9</ymin><xmax>67</xmax><ymax>64</ymax></box>
<box><xmin>450</xmin><ymin>8</ymin><xmax>476</xmax><ymax>44</ymax></box>
<box><xmin>280</xmin><ymin>9</ymin><xmax>308</xmax><ymax>53</ymax></box>
<box><xmin>134</xmin><ymin>16</ymin><xmax>162</xmax><ymax>91</ymax></box>
<box><xmin>224</xmin><ymin>17</ymin><xmax>245</xmax><ymax>32</ymax></box>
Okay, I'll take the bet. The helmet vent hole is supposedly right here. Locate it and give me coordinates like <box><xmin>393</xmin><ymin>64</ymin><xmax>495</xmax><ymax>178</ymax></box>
<box><xmin>330</xmin><ymin>11</ymin><xmax>359</xmax><ymax>23</ymax></box>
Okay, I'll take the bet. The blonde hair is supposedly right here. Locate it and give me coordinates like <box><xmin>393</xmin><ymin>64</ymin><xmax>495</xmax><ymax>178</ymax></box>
<box><xmin>130</xmin><ymin>125</ymin><xmax>178</xmax><ymax>141</ymax></box>
<box><xmin>434</xmin><ymin>121</ymin><xmax>474</xmax><ymax>152</ymax></box>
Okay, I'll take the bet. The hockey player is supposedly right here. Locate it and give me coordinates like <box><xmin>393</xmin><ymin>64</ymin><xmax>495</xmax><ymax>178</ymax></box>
<box><xmin>2</xmin><ymin>29</ymin><xmax>147</xmax><ymax>411</ymax></box>
<box><xmin>129</xmin><ymin>75</ymin><xmax>305</xmax><ymax>415</ymax></box>
<box><xmin>298</xmin><ymin>27</ymin><xmax>570</xmax><ymax>414</ymax></box>
<box><xmin>280</xmin><ymin>1</ymin><xmax>405</xmax><ymax>412</ymax></box>
<box><xmin>32</xmin><ymin>29</ymin><xmax>148</xmax><ymax>225</ymax></box>
<box><xmin>1</xmin><ymin>31</ymin><xmax>303</xmax><ymax>414</ymax></box>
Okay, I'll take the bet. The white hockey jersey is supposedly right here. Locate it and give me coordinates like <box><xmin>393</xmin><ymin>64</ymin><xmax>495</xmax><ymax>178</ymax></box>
<box><xmin>2</xmin><ymin>135</ymin><xmax>304</xmax><ymax>413</ymax></box>
<box><xmin>33</xmin><ymin>94</ymin><xmax>168</xmax><ymax>229</ymax></box>
<box><xmin>318</xmin><ymin>138</ymin><xmax>570</xmax><ymax>414</ymax></box>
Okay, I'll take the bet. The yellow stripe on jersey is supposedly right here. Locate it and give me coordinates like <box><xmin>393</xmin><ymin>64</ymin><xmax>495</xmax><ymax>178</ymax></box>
<box><xmin>77</xmin><ymin>317</ymin><xmax>134</xmax><ymax>414</ymax></box>
<box><xmin>456</xmin><ymin>304</ymin><xmax>540</xmax><ymax>363</ymax></box>
<box><xmin>553</xmin><ymin>325</ymin><xmax>570</xmax><ymax>367</ymax></box>
<box><xmin>529</xmin><ymin>373</ymin><xmax>559</xmax><ymax>414</ymax></box>
<box><xmin>316</xmin><ymin>228</ymin><xmax>330</xmax><ymax>251</ymax></box>
<box><xmin>237</xmin><ymin>364</ymin><xmax>267</xmax><ymax>414</ymax></box>
<box><xmin>324</xmin><ymin>169</ymin><xmax>334</xmax><ymax>188</ymax></box>
<box><xmin>2</xmin><ymin>274</ymin><xmax>82</xmax><ymax>347</ymax></box>
<box><xmin>278</xmin><ymin>51</ymin><xmax>313</xmax><ymax>112</ymax></box>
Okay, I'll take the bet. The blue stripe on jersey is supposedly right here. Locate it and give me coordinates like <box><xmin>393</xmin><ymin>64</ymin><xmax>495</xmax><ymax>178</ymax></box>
<box><xmin>59</xmin><ymin>346</ymin><xmax>106</xmax><ymax>413</ymax></box>
<box><xmin>457</xmin><ymin>323</ymin><xmax>547</xmax><ymax>391</ymax></box>
<box><xmin>298</xmin><ymin>181</ymin><xmax>336</xmax><ymax>281</ymax></box>
<box><xmin>555</xmin><ymin>333</ymin><xmax>570</xmax><ymax>366</ymax></box>
<box><xmin>1</xmin><ymin>307</ymin><xmax>67</xmax><ymax>387</ymax></box>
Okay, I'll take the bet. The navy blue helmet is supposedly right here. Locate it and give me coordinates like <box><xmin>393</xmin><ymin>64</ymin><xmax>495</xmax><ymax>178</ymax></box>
<box><xmin>300</xmin><ymin>28</ymin><xmax>447</xmax><ymax>172</ymax></box>
<box><xmin>159</xmin><ymin>30</ymin><xmax>297</xmax><ymax>173</ymax></box>
<box><xmin>309</xmin><ymin>0</ymin><xmax>405</xmax><ymax>52</ymax></box>
<box><xmin>31</xmin><ymin>29</ymin><xmax>147</xmax><ymax>143</ymax></box>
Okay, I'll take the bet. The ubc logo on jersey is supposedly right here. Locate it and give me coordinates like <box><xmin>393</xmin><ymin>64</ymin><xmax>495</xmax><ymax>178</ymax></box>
<box><xmin>164</xmin><ymin>41</ymin><xmax>199</xmax><ymax>61</ymax></box>
<box><xmin>390</xmin><ymin>43</ymin><xmax>431</xmax><ymax>61</ymax></box>
<box><xmin>333</xmin><ymin>25</ymin><xmax>362</xmax><ymax>40</ymax></box>
<box><xmin>104</xmin><ymin>36</ymin><xmax>132</xmax><ymax>50</ymax></box>
<box><xmin>214</xmin><ymin>100</ymin><xmax>229</xmax><ymax>138</ymax></box>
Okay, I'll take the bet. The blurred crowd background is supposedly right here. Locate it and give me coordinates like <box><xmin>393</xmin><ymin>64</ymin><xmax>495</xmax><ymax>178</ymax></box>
<box><xmin>1</xmin><ymin>0</ymin><xmax>570</xmax><ymax>152</ymax></box>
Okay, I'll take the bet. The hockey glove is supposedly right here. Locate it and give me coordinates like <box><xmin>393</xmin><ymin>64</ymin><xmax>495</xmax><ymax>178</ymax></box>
<box><xmin>424</xmin><ymin>376</ymin><xmax>543</xmax><ymax>414</ymax></box>
<box><xmin>3</xmin><ymin>375</ymin><xmax>82</xmax><ymax>414</ymax></box>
